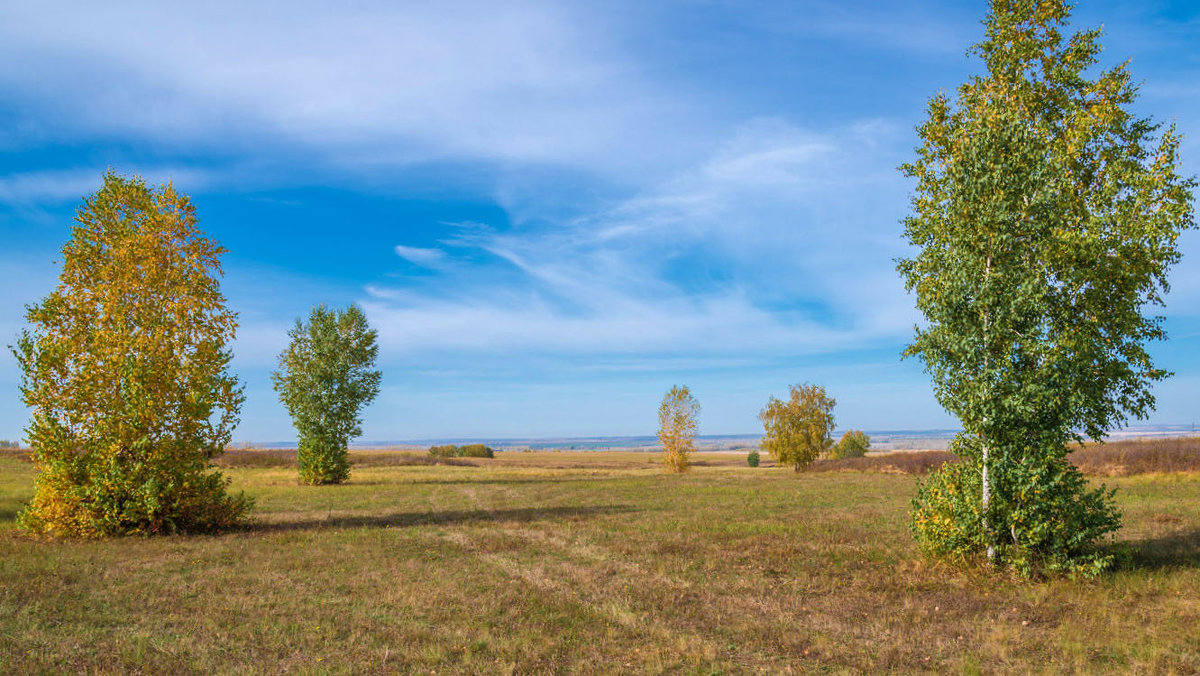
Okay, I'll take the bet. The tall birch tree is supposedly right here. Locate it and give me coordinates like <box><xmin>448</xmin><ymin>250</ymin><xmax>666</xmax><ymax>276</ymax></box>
<box><xmin>900</xmin><ymin>0</ymin><xmax>1194</xmax><ymax>575</ymax></box>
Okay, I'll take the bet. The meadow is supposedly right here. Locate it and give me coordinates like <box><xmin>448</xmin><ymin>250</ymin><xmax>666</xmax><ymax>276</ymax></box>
<box><xmin>1</xmin><ymin>443</ymin><xmax>1198</xmax><ymax>674</ymax></box>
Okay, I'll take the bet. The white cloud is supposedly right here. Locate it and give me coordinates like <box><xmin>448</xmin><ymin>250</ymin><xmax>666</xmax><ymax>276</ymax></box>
<box><xmin>394</xmin><ymin>245</ymin><xmax>447</xmax><ymax>268</ymax></box>
<box><xmin>0</xmin><ymin>1</ymin><xmax>703</xmax><ymax>183</ymax></box>
<box><xmin>0</xmin><ymin>167</ymin><xmax>217</xmax><ymax>206</ymax></box>
<box><xmin>358</xmin><ymin>118</ymin><xmax>919</xmax><ymax>364</ymax></box>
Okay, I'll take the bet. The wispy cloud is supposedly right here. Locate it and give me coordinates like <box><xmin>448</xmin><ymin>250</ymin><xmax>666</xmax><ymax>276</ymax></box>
<box><xmin>0</xmin><ymin>1</ymin><xmax>704</xmax><ymax>183</ymax></box>
<box><xmin>359</xmin><ymin>117</ymin><xmax>918</xmax><ymax>365</ymax></box>
<box><xmin>394</xmin><ymin>245</ymin><xmax>448</xmax><ymax>268</ymax></box>
<box><xmin>0</xmin><ymin>167</ymin><xmax>216</xmax><ymax>207</ymax></box>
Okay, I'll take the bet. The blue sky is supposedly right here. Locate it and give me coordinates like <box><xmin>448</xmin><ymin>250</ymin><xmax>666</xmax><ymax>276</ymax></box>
<box><xmin>1</xmin><ymin>0</ymin><xmax>1197</xmax><ymax>442</ymax></box>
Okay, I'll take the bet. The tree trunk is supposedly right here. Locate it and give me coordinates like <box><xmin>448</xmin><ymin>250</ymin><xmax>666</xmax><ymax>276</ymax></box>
<box><xmin>982</xmin><ymin>437</ymin><xmax>994</xmax><ymax>564</ymax></box>
<box><xmin>981</xmin><ymin>253</ymin><xmax>995</xmax><ymax>565</ymax></box>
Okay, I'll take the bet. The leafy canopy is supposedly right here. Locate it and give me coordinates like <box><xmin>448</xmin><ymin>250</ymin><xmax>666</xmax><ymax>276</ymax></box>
<box><xmin>14</xmin><ymin>172</ymin><xmax>251</xmax><ymax>536</ymax></box>
<box><xmin>658</xmin><ymin>385</ymin><xmax>699</xmax><ymax>473</ymax></box>
<box><xmin>272</xmin><ymin>304</ymin><xmax>381</xmax><ymax>485</ymax></box>
<box><xmin>899</xmin><ymin>0</ymin><xmax>1194</xmax><ymax>575</ymax></box>
<box><xmin>758</xmin><ymin>383</ymin><xmax>835</xmax><ymax>472</ymax></box>
<box><xmin>832</xmin><ymin>430</ymin><xmax>871</xmax><ymax>459</ymax></box>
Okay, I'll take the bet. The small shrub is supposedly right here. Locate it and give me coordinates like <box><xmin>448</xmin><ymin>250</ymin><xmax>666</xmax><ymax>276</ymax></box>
<box><xmin>747</xmin><ymin>449</ymin><xmax>760</xmax><ymax>467</ymax></box>
<box><xmin>457</xmin><ymin>444</ymin><xmax>495</xmax><ymax>459</ymax></box>
<box><xmin>911</xmin><ymin>452</ymin><xmax>1121</xmax><ymax>578</ymax></box>
<box><xmin>428</xmin><ymin>445</ymin><xmax>458</xmax><ymax>458</ymax></box>
<box><xmin>910</xmin><ymin>459</ymin><xmax>986</xmax><ymax>565</ymax></box>
<box><xmin>428</xmin><ymin>444</ymin><xmax>494</xmax><ymax>459</ymax></box>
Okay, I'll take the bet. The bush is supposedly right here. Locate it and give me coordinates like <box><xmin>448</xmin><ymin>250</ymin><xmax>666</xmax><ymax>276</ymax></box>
<box><xmin>747</xmin><ymin>449</ymin><xmax>760</xmax><ymax>467</ymax></box>
<box><xmin>911</xmin><ymin>448</ymin><xmax>1121</xmax><ymax>578</ymax></box>
<box><xmin>428</xmin><ymin>445</ymin><xmax>457</xmax><ymax>458</ymax></box>
<box><xmin>428</xmin><ymin>444</ymin><xmax>494</xmax><ymax>459</ymax></box>
<box><xmin>910</xmin><ymin>458</ymin><xmax>986</xmax><ymax>566</ymax></box>
<box><xmin>458</xmin><ymin>444</ymin><xmax>495</xmax><ymax>458</ymax></box>
<box><xmin>831</xmin><ymin>430</ymin><xmax>870</xmax><ymax>459</ymax></box>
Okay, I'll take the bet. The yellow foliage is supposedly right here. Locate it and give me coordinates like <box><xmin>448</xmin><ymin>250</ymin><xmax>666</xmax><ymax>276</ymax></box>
<box><xmin>758</xmin><ymin>383</ymin><xmax>835</xmax><ymax>472</ymax></box>
<box><xmin>658</xmin><ymin>385</ymin><xmax>699</xmax><ymax>473</ymax></box>
<box><xmin>15</xmin><ymin>172</ymin><xmax>251</xmax><ymax>536</ymax></box>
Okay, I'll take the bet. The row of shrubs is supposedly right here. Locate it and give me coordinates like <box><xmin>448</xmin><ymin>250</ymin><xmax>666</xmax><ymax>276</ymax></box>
<box><xmin>747</xmin><ymin>429</ymin><xmax>871</xmax><ymax>467</ymax></box>
<box><xmin>428</xmin><ymin>443</ymin><xmax>496</xmax><ymax>459</ymax></box>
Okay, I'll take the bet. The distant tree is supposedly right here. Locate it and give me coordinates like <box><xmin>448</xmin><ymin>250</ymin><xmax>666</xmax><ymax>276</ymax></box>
<box><xmin>658</xmin><ymin>385</ymin><xmax>700</xmax><ymax>472</ymax></box>
<box><xmin>428</xmin><ymin>444</ymin><xmax>495</xmax><ymax>459</ymax></box>
<box><xmin>758</xmin><ymin>384</ymin><xmax>835</xmax><ymax>472</ymax></box>
<box><xmin>899</xmin><ymin>0</ymin><xmax>1194</xmax><ymax>576</ymax></box>
<box><xmin>273</xmin><ymin>304</ymin><xmax>381</xmax><ymax>485</ymax></box>
<box><xmin>746</xmin><ymin>449</ymin><xmax>761</xmax><ymax>467</ymax></box>
<box><xmin>831</xmin><ymin>430</ymin><xmax>871</xmax><ymax>459</ymax></box>
<box><xmin>14</xmin><ymin>172</ymin><xmax>251</xmax><ymax>536</ymax></box>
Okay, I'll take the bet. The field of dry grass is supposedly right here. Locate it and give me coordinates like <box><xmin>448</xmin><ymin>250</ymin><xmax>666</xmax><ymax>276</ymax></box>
<box><xmin>1</xmin><ymin>440</ymin><xmax>1198</xmax><ymax>673</ymax></box>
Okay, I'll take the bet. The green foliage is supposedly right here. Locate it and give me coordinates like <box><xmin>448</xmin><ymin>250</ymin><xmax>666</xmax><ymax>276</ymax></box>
<box><xmin>13</xmin><ymin>172</ymin><xmax>251</xmax><ymax>536</ymax></box>
<box><xmin>831</xmin><ymin>430</ymin><xmax>871</xmax><ymax>459</ymax></box>
<box><xmin>910</xmin><ymin>453</ymin><xmax>986</xmax><ymax>564</ymax></box>
<box><xmin>758</xmin><ymin>383</ymin><xmax>835</xmax><ymax>472</ymax></box>
<box><xmin>658</xmin><ymin>385</ymin><xmax>699</xmax><ymax>473</ymax></box>
<box><xmin>912</xmin><ymin>437</ymin><xmax>1122</xmax><ymax>578</ymax></box>
<box><xmin>428</xmin><ymin>445</ymin><xmax>457</xmax><ymax>458</ymax></box>
<box><xmin>746</xmin><ymin>449</ymin><xmax>760</xmax><ymax>467</ymax></box>
<box><xmin>272</xmin><ymin>304</ymin><xmax>381</xmax><ymax>485</ymax></box>
<box><xmin>898</xmin><ymin>0</ymin><xmax>1194</xmax><ymax>575</ymax></box>
<box><xmin>428</xmin><ymin>444</ymin><xmax>495</xmax><ymax>459</ymax></box>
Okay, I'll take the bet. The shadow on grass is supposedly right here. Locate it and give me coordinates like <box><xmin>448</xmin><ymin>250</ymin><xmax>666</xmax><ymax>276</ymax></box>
<box><xmin>251</xmin><ymin>504</ymin><xmax>637</xmax><ymax>533</ymax></box>
<box><xmin>401</xmin><ymin>477</ymin><xmax>615</xmax><ymax>486</ymax></box>
<box><xmin>0</xmin><ymin>506</ymin><xmax>22</xmax><ymax>524</ymax></box>
<box><xmin>1122</xmin><ymin>528</ymin><xmax>1200</xmax><ymax>571</ymax></box>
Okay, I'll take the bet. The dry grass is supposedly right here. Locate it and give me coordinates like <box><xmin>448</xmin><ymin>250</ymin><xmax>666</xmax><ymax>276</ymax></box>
<box><xmin>811</xmin><ymin>450</ymin><xmax>960</xmax><ymax>475</ymax></box>
<box><xmin>215</xmin><ymin>448</ymin><xmax>480</xmax><ymax>469</ymax></box>
<box><xmin>1</xmin><ymin>445</ymin><xmax>1198</xmax><ymax>674</ymax></box>
<box><xmin>1072</xmin><ymin>436</ymin><xmax>1200</xmax><ymax>475</ymax></box>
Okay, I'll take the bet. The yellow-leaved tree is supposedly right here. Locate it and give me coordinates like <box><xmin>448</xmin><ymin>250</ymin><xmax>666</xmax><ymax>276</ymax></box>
<box><xmin>758</xmin><ymin>383</ymin><xmax>835</xmax><ymax>472</ymax></box>
<box><xmin>14</xmin><ymin>172</ymin><xmax>252</xmax><ymax>536</ymax></box>
<box><xmin>658</xmin><ymin>385</ymin><xmax>699</xmax><ymax>472</ymax></box>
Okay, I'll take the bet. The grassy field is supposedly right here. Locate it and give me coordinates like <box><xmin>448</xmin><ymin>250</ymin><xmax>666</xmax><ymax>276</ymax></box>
<box><xmin>1</xmin><ymin>448</ymin><xmax>1198</xmax><ymax>674</ymax></box>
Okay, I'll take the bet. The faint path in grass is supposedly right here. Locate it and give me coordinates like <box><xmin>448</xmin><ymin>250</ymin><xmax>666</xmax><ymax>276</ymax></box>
<box><xmin>249</xmin><ymin>504</ymin><xmax>637</xmax><ymax>533</ymax></box>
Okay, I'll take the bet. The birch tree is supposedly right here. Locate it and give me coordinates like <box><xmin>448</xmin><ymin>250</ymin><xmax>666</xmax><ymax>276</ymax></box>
<box><xmin>901</xmin><ymin>0</ymin><xmax>1194</xmax><ymax>575</ymax></box>
<box><xmin>658</xmin><ymin>385</ymin><xmax>699</xmax><ymax>472</ymax></box>
<box><xmin>758</xmin><ymin>383</ymin><xmax>835</xmax><ymax>472</ymax></box>
<box><xmin>14</xmin><ymin>172</ymin><xmax>251</xmax><ymax>536</ymax></box>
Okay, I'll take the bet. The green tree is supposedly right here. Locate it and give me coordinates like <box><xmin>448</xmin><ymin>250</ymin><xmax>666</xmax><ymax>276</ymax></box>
<box><xmin>758</xmin><ymin>384</ymin><xmax>835</xmax><ymax>472</ymax></box>
<box><xmin>832</xmin><ymin>429</ymin><xmax>871</xmax><ymax>459</ymax></box>
<box><xmin>14</xmin><ymin>172</ymin><xmax>251</xmax><ymax>536</ymax></box>
<box><xmin>273</xmin><ymin>304</ymin><xmax>381</xmax><ymax>484</ymax></box>
<box><xmin>899</xmin><ymin>0</ymin><xmax>1194</xmax><ymax>575</ymax></box>
<box><xmin>658</xmin><ymin>385</ymin><xmax>699</xmax><ymax>472</ymax></box>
